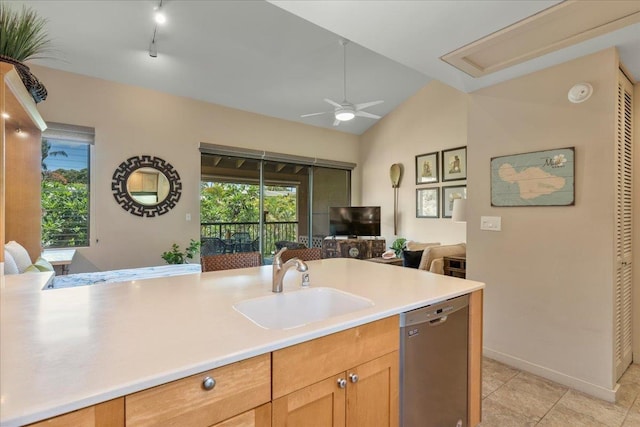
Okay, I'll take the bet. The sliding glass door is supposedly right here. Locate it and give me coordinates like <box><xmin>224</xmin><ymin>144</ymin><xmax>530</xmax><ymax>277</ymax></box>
<box><xmin>200</xmin><ymin>145</ymin><xmax>353</xmax><ymax>264</ymax></box>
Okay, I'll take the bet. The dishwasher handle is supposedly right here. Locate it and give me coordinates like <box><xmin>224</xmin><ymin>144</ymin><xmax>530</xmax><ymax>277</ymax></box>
<box><xmin>428</xmin><ymin>316</ymin><xmax>448</xmax><ymax>326</ymax></box>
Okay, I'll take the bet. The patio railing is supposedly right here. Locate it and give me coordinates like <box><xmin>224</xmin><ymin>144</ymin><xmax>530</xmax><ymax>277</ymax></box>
<box><xmin>200</xmin><ymin>221</ymin><xmax>298</xmax><ymax>255</ymax></box>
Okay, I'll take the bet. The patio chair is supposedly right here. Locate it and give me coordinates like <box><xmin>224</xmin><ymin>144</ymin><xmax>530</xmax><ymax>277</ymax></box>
<box><xmin>201</xmin><ymin>252</ymin><xmax>262</xmax><ymax>272</ymax></box>
<box><xmin>280</xmin><ymin>248</ymin><xmax>322</xmax><ymax>263</ymax></box>
<box><xmin>232</xmin><ymin>232</ymin><xmax>253</xmax><ymax>252</ymax></box>
<box><xmin>200</xmin><ymin>237</ymin><xmax>232</xmax><ymax>256</ymax></box>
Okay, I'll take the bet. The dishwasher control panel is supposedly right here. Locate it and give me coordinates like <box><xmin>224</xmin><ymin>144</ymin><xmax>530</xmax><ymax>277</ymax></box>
<box><xmin>399</xmin><ymin>294</ymin><xmax>469</xmax><ymax>327</ymax></box>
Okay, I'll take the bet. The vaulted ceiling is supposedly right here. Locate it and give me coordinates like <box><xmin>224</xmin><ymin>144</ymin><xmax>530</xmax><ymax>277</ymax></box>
<box><xmin>10</xmin><ymin>0</ymin><xmax>640</xmax><ymax>135</ymax></box>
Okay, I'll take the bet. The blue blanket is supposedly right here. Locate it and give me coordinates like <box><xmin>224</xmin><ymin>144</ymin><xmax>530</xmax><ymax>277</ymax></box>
<box><xmin>48</xmin><ymin>264</ymin><xmax>202</xmax><ymax>289</ymax></box>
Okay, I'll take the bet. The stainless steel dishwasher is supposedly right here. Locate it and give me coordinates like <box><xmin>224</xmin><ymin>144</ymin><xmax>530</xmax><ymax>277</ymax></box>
<box><xmin>399</xmin><ymin>294</ymin><xmax>469</xmax><ymax>427</ymax></box>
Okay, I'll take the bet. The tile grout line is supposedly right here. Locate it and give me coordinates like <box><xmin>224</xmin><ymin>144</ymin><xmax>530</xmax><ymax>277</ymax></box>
<box><xmin>619</xmin><ymin>392</ymin><xmax>639</xmax><ymax>427</ymax></box>
<box><xmin>534</xmin><ymin>389</ymin><xmax>569</xmax><ymax>426</ymax></box>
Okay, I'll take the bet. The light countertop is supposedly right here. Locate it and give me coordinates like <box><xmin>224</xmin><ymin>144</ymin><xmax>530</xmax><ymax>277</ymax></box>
<box><xmin>0</xmin><ymin>258</ymin><xmax>484</xmax><ymax>426</ymax></box>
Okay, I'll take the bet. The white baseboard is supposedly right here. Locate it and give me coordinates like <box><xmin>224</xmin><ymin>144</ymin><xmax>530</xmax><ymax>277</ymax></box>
<box><xmin>483</xmin><ymin>347</ymin><xmax>619</xmax><ymax>403</ymax></box>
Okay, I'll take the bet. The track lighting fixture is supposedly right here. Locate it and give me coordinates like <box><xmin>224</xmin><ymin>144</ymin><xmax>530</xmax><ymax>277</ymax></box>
<box><xmin>149</xmin><ymin>28</ymin><xmax>158</xmax><ymax>58</ymax></box>
<box><xmin>149</xmin><ymin>1</ymin><xmax>164</xmax><ymax>58</ymax></box>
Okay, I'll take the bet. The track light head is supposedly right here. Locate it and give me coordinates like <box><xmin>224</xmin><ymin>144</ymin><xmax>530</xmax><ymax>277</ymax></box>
<box><xmin>149</xmin><ymin>39</ymin><xmax>158</xmax><ymax>58</ymax></box>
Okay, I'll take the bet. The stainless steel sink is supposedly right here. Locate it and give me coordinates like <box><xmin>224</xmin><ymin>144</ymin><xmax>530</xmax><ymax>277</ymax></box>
<box><xmin>233</xmin><ymin>287</ymin><xmax>374</xmax><ymax>330</ymax></box>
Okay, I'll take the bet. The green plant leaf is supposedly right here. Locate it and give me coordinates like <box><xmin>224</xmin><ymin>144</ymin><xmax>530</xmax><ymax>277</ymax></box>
<box><xmin>1</xmin><ymin>4</ymin><xmax>53</xmax><ymax>62</ymax></box>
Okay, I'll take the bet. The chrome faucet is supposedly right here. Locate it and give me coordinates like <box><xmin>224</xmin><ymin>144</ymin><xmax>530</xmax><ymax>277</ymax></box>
<box><xmin>272</xmin><ymin>248</ymin><xmax>308</xmax><ymax>293</ymax></box>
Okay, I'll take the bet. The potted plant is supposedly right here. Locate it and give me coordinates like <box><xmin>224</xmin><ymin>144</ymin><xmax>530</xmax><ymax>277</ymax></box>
<box><xmin>161</xmin><ymin>239</ymin><xmax>201</xmax><ymax>265</ymax></box>
<box><xmin>390</xmin><ymin>238</ymin><xmax>407</xmax><ymax>258</ymax></box>
<box><xmin>0</xmin><ymin>3</ymin><xmax>52</xmax><ymax>102</ymax></box>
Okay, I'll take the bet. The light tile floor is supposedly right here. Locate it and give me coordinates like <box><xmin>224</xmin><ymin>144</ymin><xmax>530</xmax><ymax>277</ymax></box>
<box><xmin>480</xmin><ymin>358</ymin><xmax>640</xmax><ymax>426</ymax></box>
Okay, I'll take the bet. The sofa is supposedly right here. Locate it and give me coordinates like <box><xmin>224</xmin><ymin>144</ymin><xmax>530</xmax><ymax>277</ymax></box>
<box><xmin>402</xmin><ymin>241</ymin><xmax>466</xmax><ymax>274</ymax></box>
<box><xmin>4</xmin><ymin>241</ymin><xmax>54</xmax><ymax>275</ymax></box>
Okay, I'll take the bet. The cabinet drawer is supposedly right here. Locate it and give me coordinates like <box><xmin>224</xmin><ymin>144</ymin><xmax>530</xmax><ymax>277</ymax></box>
<box><xmin>126</xmin><ymin>354</ymin><xmax>271</xmax><ymax>427</ymax></box>
<box><xmin>27</xmin><ymin>398</ymin><xmax>124</xmax><ymax>427</ymax></box>
<box><xmin>272</xmin><ymin>316</ymin><xmax>399</xmax><ymax>398</ymax></box>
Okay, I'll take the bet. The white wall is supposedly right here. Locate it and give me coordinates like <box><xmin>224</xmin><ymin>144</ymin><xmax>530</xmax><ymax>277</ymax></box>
<box><xmin>359</xmin><ymin>81</ymin><xmax>468</xmax><ymax>247</ymax></box>
<box><xmin>358</xmin><ymin>48</ymin><xmax>629</xmax><ymax>400</ymax></box>
<box><xmin>32</xmin><ymin>66</ymin><xmax>360</xmax><ymax>273</ymax></box>
<box><xmin>467</xmin><ymin>49</ymin><xmax>619</xmax><ymax>400</ymax></box>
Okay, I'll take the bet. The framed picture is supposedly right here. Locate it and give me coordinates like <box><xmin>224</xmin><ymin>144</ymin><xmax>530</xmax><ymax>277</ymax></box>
<box><xmin>442</xmin><ymin>146</ymin><xmax>467</xmax><ymax>181</ymax></box>
<box><xmin>415</xmin><ymin>152</ymin><xmax>439</xmax><ymax>184</ymax></box>
<box><xmin>442</xmin><ymin>185</ymin><xmax>467</xmax><ymax>218</ymax></box>
<box><xmin>416</xmin><ymin>188</ymin><xmax>439</xmax><ymax>218</ymax></box>
<box><xmin>491</xmin><ymin>147</ymin><xmax>575</xmax><ymax>207</ymax></box>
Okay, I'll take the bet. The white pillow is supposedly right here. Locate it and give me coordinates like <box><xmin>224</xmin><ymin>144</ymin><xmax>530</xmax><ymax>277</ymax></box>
<box><xmin>4</xmin><ymin>250</ymin><xmax>20</xmax><ymax>275</ymax></box>
<box><xmin>5</xmin><ymin>241</ymin><xmax>33</xmax><ymax>273</ymax></box>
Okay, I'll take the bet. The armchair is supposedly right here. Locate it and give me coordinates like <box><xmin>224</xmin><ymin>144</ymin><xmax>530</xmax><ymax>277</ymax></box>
<box><xmin>418</xmin><ymin>243</ymin><xmax>466</xmax><ymax>274</ymax></box>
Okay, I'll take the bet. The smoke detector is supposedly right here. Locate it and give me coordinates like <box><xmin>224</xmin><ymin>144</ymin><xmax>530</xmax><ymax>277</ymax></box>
<box><xmin>568</xmin><ymin>83</ymin><xmax>593</xmax><ymax>104</ymax></box>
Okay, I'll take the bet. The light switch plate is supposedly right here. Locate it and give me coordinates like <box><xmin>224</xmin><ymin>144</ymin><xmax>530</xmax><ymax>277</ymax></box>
<box><xmin>480</xmin><ymin>216</ymin><xmax>501</xmax><ymax>231</ymax></box>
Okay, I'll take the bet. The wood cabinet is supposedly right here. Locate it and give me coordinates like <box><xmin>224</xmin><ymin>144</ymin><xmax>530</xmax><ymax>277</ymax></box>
<box><xmin>26</xmin><ymin>398</ymin><xmax>124</xmax><ymax>427</ymax></box>
<box><xmin>272</xmin><ymin>317</ymin><xmax>399</xmax><ymax>427</ymax></box>
<box><xmin>272</xmin><ymin>373</ymin><xmax>346</xmax><ymax>427</ymax></box>
<box><xmin>212</xmin><ymin>404</ymin><xmax>271</xmax><ymax>427</ymax></box>
<box><xmin>1</xmin><ymin>63</ymin><xmax>47</xmax><ymax>262</ymax></box>
<box><xmin>127</xmin><ymin>171</ymin><xmax>158</xmax><ymax>193</ymax></box>
<box><xmin>443</xmin><ymin>255</ymin><xmax>466</xmax><ymax>278</ymax></box>
<box><xmin>125</xmin><ymin>354</ymin><xmax>270</xmax><ymax>427</ymax></box>
<box><xmin>273</xmin><ymin>351</ymin><xmax>398</xmax><ymax>427</ymax></box>
<box><xmin>21</xmin><ymin>297</ymin><xmax>483</xmax><ymax>427</ymax></box>
<box><xmin>321</xmin><ymin>239</ymin><xmax>386</xmax><ymax>260</ymax></box>
<box><xmin>345</xmin><ymin>352</ymin><xmax>398</xmax><ymax>427</ymax></box>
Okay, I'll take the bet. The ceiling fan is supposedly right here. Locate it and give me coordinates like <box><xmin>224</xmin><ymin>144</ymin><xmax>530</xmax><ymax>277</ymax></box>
<box><xmin>301</xmin><ymin>39</ymin><xmax>384</xmax><ymax>126</ymax></box>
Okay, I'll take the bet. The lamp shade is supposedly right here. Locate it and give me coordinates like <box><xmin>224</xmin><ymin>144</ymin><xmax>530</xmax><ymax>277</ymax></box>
<box><xmin>451</xmin><ymin>198</ymin><xmax>467</xmax><ymax>223</ymax></box>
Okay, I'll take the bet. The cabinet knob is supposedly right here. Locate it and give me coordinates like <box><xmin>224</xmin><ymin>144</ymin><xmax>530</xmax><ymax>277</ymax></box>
<box><xmin>337</xmin><ymin>378</ymin><xmax>347</xmax><ymax>389</ymax></box>
<box><xmin>202</xmin><ymin>376</ymin><xmax>216</xmax><ymax>391</ymax></box>
<box><xmin>349</xmin><ymin>373</ymin><xmax>359</xmax><ymax>383</ymax></box>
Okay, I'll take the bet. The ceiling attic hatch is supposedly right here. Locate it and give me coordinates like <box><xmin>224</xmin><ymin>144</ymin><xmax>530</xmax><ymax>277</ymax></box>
<box><xmin>441</xmin><ymin>0</ymin><xmax>640</xmax><ymax>78</ymax></box>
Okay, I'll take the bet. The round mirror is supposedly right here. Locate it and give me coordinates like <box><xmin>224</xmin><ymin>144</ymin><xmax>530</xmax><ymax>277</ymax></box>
<box><xmin>126</xmin><ymin>167</ymin><xmax>171</xmax><ymax>206</ymax></box>
<box><xmin>112</xmin><ymin>155</ymin><xmax>182</xmax><ymax>217</ymax></box>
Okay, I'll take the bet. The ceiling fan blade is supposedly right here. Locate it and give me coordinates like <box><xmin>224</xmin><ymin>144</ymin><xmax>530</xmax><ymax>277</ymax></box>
<box><xmin>324</xmin><ymin>98</ymin><xmax>343</xmax><ymax>108</ymax></box>
<box><xmin>301</xmin><ymin>111</ymin><xmax>330</xmax><ymax>118</ymax></box>
<box><xmin>355</xmin><ymin>110</ymin><xmax>381</xmax><ymax>120</ymax></box>
<box><xmin>355</xmin><ymin>100</ymin><xmax>384</xmax><ymax>111</ymax></box>
<box><xmin>333</xmin><ymin>118</ymin><xmax>341</xmax><ymax>126</ymax></box>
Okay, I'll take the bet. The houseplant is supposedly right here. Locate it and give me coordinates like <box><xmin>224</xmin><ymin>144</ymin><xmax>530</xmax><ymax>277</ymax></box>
<box><xmin>0</xmin><ymin>3</ymin><xmax>52</xmax><ymax>102</ymax></box>
<box><xmin>161</xmin><ymin>239</ymin><xmax>201</xmax><ymax>264</ymax></box>
<box><xmin>390</xmin><ymin>237</ymin><xmax>406</xmax><ymax>258</ymax></box>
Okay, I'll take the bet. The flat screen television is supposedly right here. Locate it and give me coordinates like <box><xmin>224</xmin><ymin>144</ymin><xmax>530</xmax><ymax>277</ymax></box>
<box><xmin>329</xmin><ymin>206</ymin><xmax>381</xmax><ymax>237</ymax></box>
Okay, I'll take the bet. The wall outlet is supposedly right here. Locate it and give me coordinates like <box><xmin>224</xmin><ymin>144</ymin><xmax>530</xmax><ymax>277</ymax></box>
<box><xmin>480</xmin><ymin>216</ymin><xmax>501</xmax><ymax>231</ymax></box>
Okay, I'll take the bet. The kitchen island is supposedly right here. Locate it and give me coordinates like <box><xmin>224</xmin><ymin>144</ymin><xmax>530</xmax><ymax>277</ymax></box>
<box><xmin>0</xmin><ymin>258</ymin><xmax>484</xmax><ymax>426</ymax></box>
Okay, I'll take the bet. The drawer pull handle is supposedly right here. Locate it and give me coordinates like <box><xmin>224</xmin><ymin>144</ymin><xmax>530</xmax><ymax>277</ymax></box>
<box><xmin>202</xmin><ymin>376</ymin><xmax>216</xmax><ymax>391</ymax></box>
<box><xmin>349</xmin><ymin>373</ymin><xmax>359</xmax><ymax>383</ymax></box>
<box><xmin>337</xmin><ymin>378</ymin><xmax>347</xmax><ymax>389</ymax></box>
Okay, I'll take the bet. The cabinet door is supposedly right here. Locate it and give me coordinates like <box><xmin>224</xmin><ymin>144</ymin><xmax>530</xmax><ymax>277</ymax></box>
<box><xmin>27</xmin><ymin>398</ymin><xmax>124</xmax><ymax>427</ymax></box>
<box><xmin>272</xmin><ymin>373</ymin><xmax>346</xmax><ymax>427</ymax></box>
<box><xmin>212</xmin><ymin>403</ymin><xmax>271</xmax><ymax>427</ymax></box>
<box><xmin>346</xmin><ymin>352</ymin><xmax>398</xmax><ymax>427</ymax></box>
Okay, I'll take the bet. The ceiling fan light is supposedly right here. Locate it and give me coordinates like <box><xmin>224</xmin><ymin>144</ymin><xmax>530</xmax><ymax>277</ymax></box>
<box><xmin>335</xmin><ymin>109</ymin><xmax>355</xmax><ymax>121</ymax></box>
<box><xmin>154</xmin><ymin>5</ymin><xmax>166</xmax><ymax>25</ymax></box>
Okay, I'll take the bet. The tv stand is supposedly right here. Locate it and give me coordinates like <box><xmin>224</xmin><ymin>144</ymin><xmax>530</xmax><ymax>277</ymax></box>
<box><xmin>321</xmin><ymin>238</ymin><xmax>386</xmax><ymax>260</ymax></box>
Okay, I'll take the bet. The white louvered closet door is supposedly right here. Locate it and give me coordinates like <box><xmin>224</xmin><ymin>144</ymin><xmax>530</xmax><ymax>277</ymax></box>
<box><xmin>615</xmin><ymin>69</ymin><xmax>634</xmax><ymax>380</ymax></box>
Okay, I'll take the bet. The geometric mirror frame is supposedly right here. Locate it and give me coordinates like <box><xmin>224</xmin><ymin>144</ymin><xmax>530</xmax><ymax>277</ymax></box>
<box><xmin>111</xmin><ymin>155</ymin><xmax>182</xmax><ymax>217</ymax></box>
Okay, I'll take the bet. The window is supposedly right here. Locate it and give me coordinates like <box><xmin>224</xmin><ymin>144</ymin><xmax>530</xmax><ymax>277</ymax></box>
<box><xmin>41</xmin><ymin>123</ymin><xmax>94</xmax><ymax>248</ymax></box>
